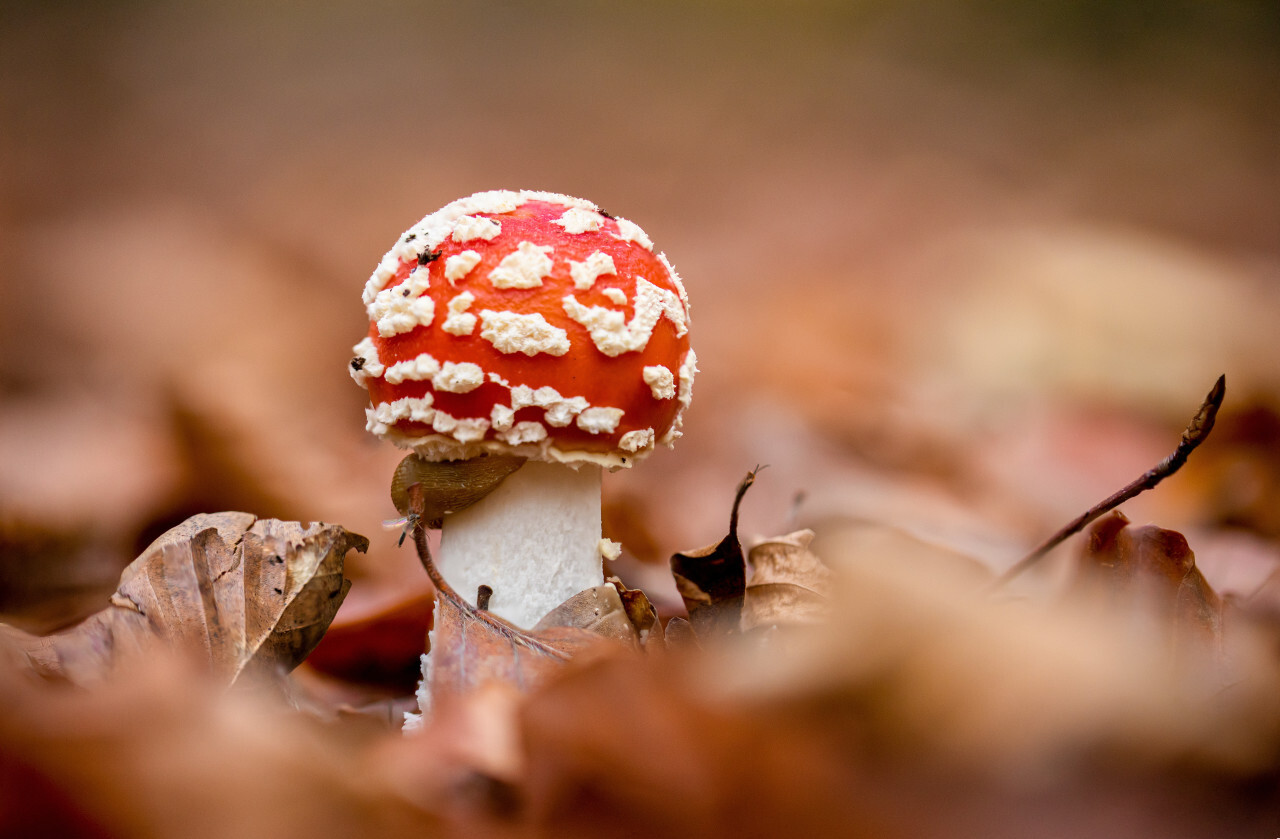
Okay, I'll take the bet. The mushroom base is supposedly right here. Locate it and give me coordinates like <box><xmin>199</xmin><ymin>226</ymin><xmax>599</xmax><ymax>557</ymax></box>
<box><xmin>437</xmin><ymin>460</ymin><xmax>604</xmax><ymax>629</ymax></box>
<box><xmin>407</xmin><ymin>461</ymin><xmax>605</xmax><ymax>726</ymax></box>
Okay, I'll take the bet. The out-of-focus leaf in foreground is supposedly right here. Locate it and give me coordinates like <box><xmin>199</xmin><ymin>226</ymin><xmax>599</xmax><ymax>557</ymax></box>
<box><xmin>716</xmin><ymin>520</ymin><xmax>1280</xmax><ymax>777</ymax></box>
<box><xmin>1072</xmin><ymin>510</ymin><xmax>1223</xmax><ymax>654</ymax></box>
<box><xmin>1</xmin><ymin>512</ymin><xmax>365</xmax><ymax>685</ymax></box>
<box><xmin>0</xmin><ymin>653</ymin><xmax>441</xmax><ymax>839</ymax></box>
<box><xmin>3</xmin><ymin>509</ymin><xmax>1279</xmax><ymax>838</ymax></box>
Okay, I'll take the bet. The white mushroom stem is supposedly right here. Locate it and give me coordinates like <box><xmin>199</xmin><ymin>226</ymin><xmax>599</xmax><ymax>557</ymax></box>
<box><xmin>437</xmin><ymin>460</ymin><xmax>604</xmax><ymax>629</ymax></box>
<box><xmin>410</xmin><ymin>461</ymin><xmax>605</xmax><ymax>727</ymax></box>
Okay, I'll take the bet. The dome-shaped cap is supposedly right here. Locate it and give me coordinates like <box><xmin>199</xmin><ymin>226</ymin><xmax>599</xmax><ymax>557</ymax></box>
<box><xmin>351</xmin><ymin>190</ymin><xmax>696</xmax><ymax>468</ymax></box>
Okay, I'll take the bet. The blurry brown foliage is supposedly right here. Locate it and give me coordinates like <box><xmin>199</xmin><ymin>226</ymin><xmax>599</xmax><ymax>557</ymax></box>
<box><xmin>3</xmin><ymin>1</ymin><xmax>1280</xmax><ymax>836</ymax></box>
<box><xmin>5</xmin><ymin>485</ymin><xmax>1280</xmax><ymax>838</ymax></box>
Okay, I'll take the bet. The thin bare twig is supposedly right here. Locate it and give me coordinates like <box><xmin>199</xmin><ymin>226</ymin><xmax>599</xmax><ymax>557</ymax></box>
<box><xmin>993</xmin><ymin>374</ymin><xmax>1226</xmax><ymax>588</ymax></box>
<box><xmin>407</xmin><ymin>483</ymin><xmax>571</xmax><ymax>659</ymax></box>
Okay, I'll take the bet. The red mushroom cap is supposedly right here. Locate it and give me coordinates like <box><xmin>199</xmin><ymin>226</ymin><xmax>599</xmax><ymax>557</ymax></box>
<box><xmin>351</xmin><ymin>190</ymin><xmax>695</xmax><ymax>468</ymax></box>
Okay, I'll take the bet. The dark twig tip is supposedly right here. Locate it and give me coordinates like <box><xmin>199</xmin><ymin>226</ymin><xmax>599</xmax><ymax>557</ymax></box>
<box><xmin>729</xmin><ymin>466</ymin><xmax>764</xmax><ymax>539</ymax></box>
<box><xmin>992</xmin><ymin>375</ymin><xmax>1227</xmax><ymax>589</ymax></box>
<box><xmin>1210</xmin><ymin>373</ymin><xmax>1226</xmax><ymax>402</ymax></box>
<box><xmin>1185</xmin><ymin>374</ymin><xmax>1226</xmax><ymax>444</ymax></box>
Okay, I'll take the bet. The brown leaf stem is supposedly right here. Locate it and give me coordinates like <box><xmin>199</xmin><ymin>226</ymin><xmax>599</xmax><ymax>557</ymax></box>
<box><xmin>407</xmin><ymin>483</ymin><xmax>571</xmax><ymax>660</ymax></box>
<box><xmin>994</xmin><ymin>374</ymin><xmax>1226</xmax><ymax>588</ymax></box>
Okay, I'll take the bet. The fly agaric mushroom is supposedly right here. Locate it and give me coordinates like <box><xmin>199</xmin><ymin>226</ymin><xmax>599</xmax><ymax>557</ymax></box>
<box><xmin>351</xmin><ymin>190</ymin><xmax>695</xmax><ymax>630</ymax></box>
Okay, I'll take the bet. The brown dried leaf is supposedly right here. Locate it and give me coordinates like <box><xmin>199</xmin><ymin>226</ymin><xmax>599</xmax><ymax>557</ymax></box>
<box><xmin>3</xmin><ymin>513</ymin><xmax>365</xmax><ymax>686</ymax></box>
<box><xmin>1074</xmin><ymin>510</ymin><xmax>1223</xmax><ymax>651</ymax></box>
<box><xmin>533</xmin><ymin>585</ymin><xmax>639</xmax><ymax>646</ymax></box>
<box><xmin>669</xmin><ymin>469</ymin><xmax>758</xmax><ymax>638</ymax></box>
<box><xmin>427</xmin><ymin>592</ymin><xmax>604</xmax><ymax>704</ymax></box>
<box><xmin>742</xmin><ymin>529</ymin><xmax>832</xmax><ymax>632</ymax></box>
<box><xmin>241</xmin><ymin>518</ymin><xmax>360</xmax><ymax>678</ymax></box>
<box><xmin>607</xmin><ymin>576</ymin><xmax>665</xmax><ymax>649</ymax></box>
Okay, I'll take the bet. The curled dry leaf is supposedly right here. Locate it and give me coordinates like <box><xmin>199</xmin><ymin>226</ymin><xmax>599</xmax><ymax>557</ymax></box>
<box><xmin>669</xmin><ymin>469</ymin><xmax>758</xmax><ymax>638</ymax></box>
<box><xmin>1073</xmin><ymin>510</ymin><xmax>1223</xmax><ymax>652</ymax></box>
<box><xmin>742</xmin><ymin>529</ymin><xmax>832</xmax><ymax>632</ymax></box>
<box><xmin>607</xmin><ymin>576</ymin><xmax>665</xmax><ymax>649</ymax></box>
<box><xmin>533</xmin><ymin>585</ymin><xmax>639</xmax><ymax>646</ymax></box>
<box><xmin>2</xmin><ymin>512</ymin><xmax>364</xmax><ymax>686</ymax></box>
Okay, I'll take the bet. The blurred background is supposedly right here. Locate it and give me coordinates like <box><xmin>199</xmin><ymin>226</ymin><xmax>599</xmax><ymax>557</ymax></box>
<box><xmin>2</xmin><ymin>0</ymin><xmax>1279</xmax><ymax>631</ymax></box>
